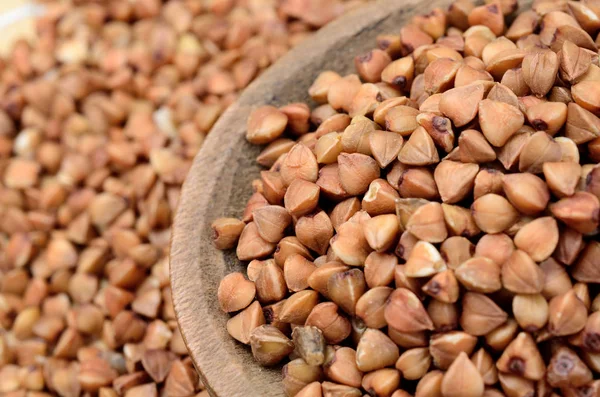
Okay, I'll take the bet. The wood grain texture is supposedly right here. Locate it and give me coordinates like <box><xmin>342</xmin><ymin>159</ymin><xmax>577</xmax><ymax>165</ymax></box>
<box><xmin>170</xmin><ymin>0</ymin><xmax>485</xmax><ymax>396</ymax></box>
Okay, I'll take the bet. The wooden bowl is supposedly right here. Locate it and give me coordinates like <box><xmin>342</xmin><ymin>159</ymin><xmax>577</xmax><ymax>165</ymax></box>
<box><xmin>171</xmin><ymin>0</ymin><xmax>469</xmax><ymax>395</ymax></box>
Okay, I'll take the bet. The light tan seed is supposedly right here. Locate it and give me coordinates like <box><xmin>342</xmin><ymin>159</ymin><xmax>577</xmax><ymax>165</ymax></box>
<box><xmin>441</xmin><ymin>352</ymin><xmax>485</xmax><ymax>397</ymax></box>
<box><xmin>472</xmin><ymin>194</ymin><xmax>519</xmax><ymax>234</ymax></box>
<box><xmin>460</xmin><ymin>292</ymin><xmax>508</xmax><ymax>336</ymax></box>
<box><xmin>479</xmin><ymin>99</ymin><xmax>524</xmax><ymax>147</ymax></box>
<box><xmin>502</xmin><ymin>250</ymin><xmax>544</xmax><ymax>294</ymax></box>
<box><xmin>246</xmin><ymin>106</ymin><xmax>288</xmax><ymax>144</ymax></box>
<box><xmin>218</xmin><ymin>272</ymin><xmax>256</xmax><ymax>313</ymax></box>
<box><xmin>384</xmin><ymin>288</ymin><xmax>434</xmax><ymax>333</ymax></box>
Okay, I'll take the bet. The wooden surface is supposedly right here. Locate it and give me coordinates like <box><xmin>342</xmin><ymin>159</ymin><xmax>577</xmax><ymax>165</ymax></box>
<box><xmin>170</xmin><ymin>0</ymin><xmax>517</xmax><ymax>396</ymax></box>
<box><xmin>0</xmin><ymin>0</ymin><xmax>44</xmax><ymax>56</ymax></box>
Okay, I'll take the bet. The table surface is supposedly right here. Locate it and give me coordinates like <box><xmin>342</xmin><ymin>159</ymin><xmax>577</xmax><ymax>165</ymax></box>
<box><xmin>0</xmin><ymin>0</ymin><xmax>43</xmax><ymax>56</ymax></box>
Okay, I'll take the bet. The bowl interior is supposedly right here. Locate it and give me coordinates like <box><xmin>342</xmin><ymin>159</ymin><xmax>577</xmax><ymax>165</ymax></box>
<box><xmin>171</xmin><ymin>0</ymin><xmax>464</xmax><ymax>395</ymax></box>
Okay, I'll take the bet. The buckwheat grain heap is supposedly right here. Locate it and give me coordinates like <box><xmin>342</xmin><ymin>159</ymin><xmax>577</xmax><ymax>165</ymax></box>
<box><xmin>0</xmin><ymin>0</ymin><xmax>365</xmax><ymax>395</ymax></box>
<box><xmin>213</xmin><ymin>0</ymin><xmax>600</xmax><ymax>396</ymax></box>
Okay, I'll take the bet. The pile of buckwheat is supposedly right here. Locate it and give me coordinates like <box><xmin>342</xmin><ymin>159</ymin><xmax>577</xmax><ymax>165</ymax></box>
<box><xmin>212</xmin><ymin>0</ymin><xmax>600</xmax><ymax>396</ymax></box>
<box><xmin>0</xmin><ymin>0</ymin><xmax>368</xmax><ymax>396</ymax></box>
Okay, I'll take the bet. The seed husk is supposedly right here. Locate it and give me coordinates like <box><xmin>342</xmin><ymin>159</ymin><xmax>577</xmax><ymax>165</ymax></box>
<box><xmin>327</xmin><ymin>269</ymin><xmax>366</xmax><ymax>316</ymax></box>
<box><xmin>547</xmin><ymin>346</ymin><xmax>593</xmax><ymax>389</ymax></box>
<box><xmin>540</xmin><ymin>258</ymin><xmax>573</xmax><ymax>300</ymax></box>
<box><xmin>327</xmin><ymin>74</ymin><xmax>362</xmax><ymax>113</ymax></box>
<box><xmin>416</xmin><ymin>113</ymin><xmax>455</xmax><ymax>153</ymax></box>
<box><xmin>211</xmin><ymin>218</ymin><xmax>246</xmax><ymax>250</ymax></box>
<box><xmin>472</xmin><ymin>348</ymin><xmax>498</xmax><ymax>386</ymax></box>
<box><xmin>355</xmin><ymin>328</ymin><xmax>400</xmax><ymax>372</ymax></box>
<box><xmin>295</xmin><ymin>210</ymin><xmax>334</xmax><ymax>256</ymax></box>
<box><xmin>364</xmin><ymin>252</ymin><xmax>397</xmax><ymax>289</ymax></box>
<box><xmin>434</xmin><ymin>161</ymin><xmax>479</xmax><ymax>204</ymax></box>
<box><xmin>496</xmin><ymin>332</ymin><xmax>546</xmax><ymax>381</ymax></box>
<box><xmin>475</xmin><ymin>233</ymin><xmax>514</xmax><ymax>266</ymax></box>
<box><xmin>460</xmin><ymin>292</ymin><xmax>508</xmax><ymax>336</ymax></box>
<box><xmin>321</xmin><ymin>382</ymin><xmax>362</xmax><ymax>397</ymax></box>
<box><xmin>282</xmin><ymin>358</ymin><xmax>323</xmax><ymax>397</ymax></box>
<box><xmin>468</xmin><ymin>2</ymin><xmax>505</xmax><ymax>35</ymax></box>
<box><xmin>396</xmin><ymin>231</ymin><xmax>419</xmax><ymax>262</ymax></box>
<box><xmin>423</xmin><ymin>58</ymin><xmax>462</xmax><ymax>95</ymax></box>
<box><xmin>285</xmin><ymin>180</ymin><xmax>320</xmax><ymax>218</ymax></box>
<box><xmin>405</xmin><ymin>241</ymin><xmax>447</xmax><ymax>278</ymax></box>
<box><xmin>415</xmin><ymin>369</ymin><xmax>444</xmax><ymax>397</ymax></box>
<box><xmin>226</xmin><ymin>301</ymin><xmax>266</xmax><ymax>345</ymax></box>
<box><xmin>441</xmin><ymin>352</ymin><xmax>485</xmax><ymax>397</ymax></box>
<box><xmin>396</xmin><ymin>347</ymin><xmax>431</xmax><ymax>380</ymax></box>
<box><xmin>337</xmin><ymin>153</ymin><xmax>380</xmax><ymax>196</ymax></box>
<box><xmin>330</xmin><ymin>218</ymin><xmax>372</xmax><ymax>267</ymax></box>
<box><xmin>246</xmin><ymin>106</ymin><xmax>288</xmax><ymax>145</ymax></box>
<box><xmin>472</xmin><ymin>194</ymin><xmax>519</xmax><ymax>234</ymax></box>
<box><xmin>363</xmin><ymin>214</ymin><xmax>400</xmax><ymax>252</ymax></box>
<box><xmin>455</xmin><ymin>257</ymin><xmax>502</xmax><ymax>294</ymax></box>
<box><xmin>405</xmin><ymin>202</ymin><xmax>447</xmax><ymax>243</ymax></box>
<box><xmin>522</xmin><ymin>49</ymin><xmax>559</xmax><ymax>97</ymax></box>
<box><xmin>385</xmin><ymin>288</ymin><xmax>434</xmax><ymax>333</ymax></box>
<box><xmin>323</xmin><ymin>346</ymin><xmax>363</xmax><ymax>388</ymax></box>
<box><xmin>478</xmin><ymin>99</ymin><xmax>524</xmax><ymax>147</ymax></box>
<box><xmin>513</xmin><ymin>217</ymin><xmax>559</xmax><ymax>262</ymax></box>
<box><xmin>381</xmin><ymin>57</ymin><xmax>415</xmax><ymax>90</ymax></box>
<box><xmin>458</xmin><ymin>129</ymin><xmax>497</xmax><ymax>163</ymax></box>
<box><xmin>256</xmin><ymin>260</ymin><xmax>287</xmax><ymax>304</ymax></box>
<box><xmin>422</xmin><ymin>270</ymin><xmax>460</xmax><ymax>304</ymax></box>
<box><xmin>310</xmin><ymin>71</ymin><xmax>342</xmax><ymax>104</ymax></box>
<box><xmin>369</xmin><ymin>131</ymin><xmax>404</xmax><ymax>168</ymax></box>
<box><xmin>279</xmin><ymin>290</ymin><xmax>319</xmax><ymax>324</ymax></box>
<box><xmin>551</xmin><ymin>192</ymin><xmax>599</xmax><ymax>234</ymax></box>
<box><xmin>430</xmin><ymin>331</ymin><xmax>478</xmax><ymax>370</ymax></box>
<box><xmin>355</xmin><ymin>286</ymin><xmax>393</xmax><ymax>329</ymax></box>
<box><xmin>250</xmin><ymin>325</ymin><xmax>295</xmax><ymax>366</ymax></box>
<box><xmin>566</xmin><ymin>102</ymin><xmax>600</xmax><ymax>144</ymax></box>
<box><xmin>253</xmin><ymin>205</ymin><xmax>292</xmax><ymax>244</ymax></box>
<box><xmin>572</xmin><ymin>241</ymin><xmax>600</xmax><ymax>283</ymax></box>
<box><xmin>292</xmin><ymin>326</ymin><xmax>326</xmax><ymax>366</ymax></box>
<box><xmin>397</xmin><ymin>126</ymin><xmax>440</xmax><ymax>166</ymax></box>
<box><xmin>548</xmin><ymin>289</ymin><xmax>588</xmax><ymax>336</ymax></box>
<box><xmin>217</xmin><ymin>272</ymin><xmax>256</xmax><ymax>313</ymax></box>
<box><xmin>543</xmin><ymin>162</ymin><xmax>582</xmax><ymax>198</ymax></box>
<box><xmin>441</xmin><ymin>236</ymin><xmax>475</xmax><ymax>270</ymax></box>
<box><xmin>512</xmin><ymin>294</ymin><xmax>549</xmax><ymax>332</ymax></box>
<box><xmin>305</xmin><ymin>302</ymin><xmax>351</xmax><ymax>345</ymax></box>
<box><xmin>236</xmin><ymin>222</ymin><xmax>277</xmax><ymax>261</ymax></box>
<box><xmin>391</xmin><ymin>164</ymin><xmax>439</xmax><ymax>201</ymax></box>
<box><xmin>274</xmin><ymin>236</ymin><xmax>314</xmax><ymax>268</ymax></box>
<box><xmin>502</xmin><ymin>250</ymin><xmax>544</xmax><ymax>294</ymax></box>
